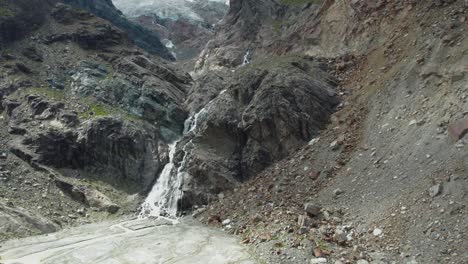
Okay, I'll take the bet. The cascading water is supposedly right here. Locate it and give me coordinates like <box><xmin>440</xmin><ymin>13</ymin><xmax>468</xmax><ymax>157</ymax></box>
<box><xmin>138</xmin><ymin>142</ymin><xmax>182</xmax><ymax>218</ymax></box>
<box><xmin>139</xmin><ymin>89</ymin><xmax>227</xmax><ymax>219</ymax></box>
<box><xmin>242</xmin><ymin>50</ymin><xmax>251</xmax><ymax>65</ymax></box>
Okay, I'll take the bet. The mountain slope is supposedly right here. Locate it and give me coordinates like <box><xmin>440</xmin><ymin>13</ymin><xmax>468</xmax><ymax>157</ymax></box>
<box><xmin>62</xmin><ymin>0</ymin><xmax>174</xmax><ymax>60</ymax></box>
<box><xmin>113</xmin><ymin>0</ymin><xmax>228</xmax><ymax>61</ymax></box>
<box><xmin>193</xmin><ymin>1</ymin><xmax>468</xmax><ymax>263</ymax></box>
<box><xmin>0</xmin><ymin>0</ymin><xmax>190</xmax><ymax>239</ymax></box>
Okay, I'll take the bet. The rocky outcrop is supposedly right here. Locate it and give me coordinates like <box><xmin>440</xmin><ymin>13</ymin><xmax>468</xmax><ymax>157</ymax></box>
<box><xmin>0</xmin><ymin>0</ymin><xmax>55</xmax><ymax>46</ymax></box>
<box><xmin>62</xmin><ymin>0</ymin><xmax>174</xmax><ymax>60</ymax></box>
<box><xmin>70</xmin><ymin>56</ymin><xmax>191</xmax><ymax>141</ymax></box>
<box><xmin>113</xmin><ymin>0</ymin><xmax>228</xmax><ymax>61</ymax></box>
<box><xmin>5</xmin><ymin>95</ymin><xmax>162</xmax><ymax>192</ymax></box>
<box><xmin>1</xmin><ymin>0</ymin><xmax>173</xmax><ymax>60</ymax></box>
<box><xmin>195</xmin><ymin>0</ymin><xmax>284</xmax><ymax>71</ymax></box>
<box><xmin>55</xmin><ymin>179</ymin><xmax>120</xmax><ymax>213</ymax></box>
<box><xmin>179</xmin><ymin>57</ymin><xmax>338</xmax><ymax>207</ymax></box>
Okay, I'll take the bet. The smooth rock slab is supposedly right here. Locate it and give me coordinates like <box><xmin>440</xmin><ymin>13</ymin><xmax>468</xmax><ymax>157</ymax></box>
<box><xmin>0</xmin><ymin>217</ymin><xmax>256</xmax><ymax>264</ymax></box>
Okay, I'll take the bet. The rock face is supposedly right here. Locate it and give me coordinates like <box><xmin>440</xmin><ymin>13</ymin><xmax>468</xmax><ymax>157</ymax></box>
<box><xmin>0</xmin><ymin>0</ymin><xmax>55</xmax><ymax>46</ymax></box>
<box><xmin>70</xmin><ymin>56</ymin><xmax>191</xmax><ymax>140</ymax></box>
<box><xmin>195</xmin><ymin>0</ymin><xmax>284</xmax><ymax>71</ymax></box>
<box><xmin>113</xmin><ymin>0</ymin><xmax>228</xmax><ymax>61</ymax></box>
<box><xmin>0</xmin><ymin>0</ymin><xmax>173</xmax><ymax>60</ymax></box>
<box><xmin>0</xmin><ymin>0</ymin><xmax>349</xmax><ymax>244</ymax></box>
<box><xmin>179</xmin><ymin>57</ymin><xmax>338</xmax><ymax>207</ymax></box>
<box><xmin>62</xmin><ymin>0</ymin><xmax>174</xmax><ymax>60</ymax></box>
<box><xmin>6</xmin><ymin>95</ymin><xmax>162</xmax><ymax>193</ymax></box>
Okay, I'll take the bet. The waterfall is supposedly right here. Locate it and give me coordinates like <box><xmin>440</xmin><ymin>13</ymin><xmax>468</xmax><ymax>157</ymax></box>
<box><xmin>139</xmin><ymin>89</ymin><xmax>227</xmax><ymax>219</ymax></box>
<box><xmin>139</xmin><ymin>142</ymin><xmax>181</xmax><ymax>218</ymax></box>
<box><xmin>242</xmin><ymin>50</ymin><xmax>251</xmax><ymax>65</ymax></box>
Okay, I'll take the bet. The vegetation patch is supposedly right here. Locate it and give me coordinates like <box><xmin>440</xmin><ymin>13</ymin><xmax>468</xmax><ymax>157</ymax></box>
<box><xmin>22</xmin><ymin>87</ymin><xmax>139</xmax><ymax>122</ymax></box>
<box><xmin>0</xmin><ymin>0</ymin><xmax>15</xmax><ymax>17</ymax></box>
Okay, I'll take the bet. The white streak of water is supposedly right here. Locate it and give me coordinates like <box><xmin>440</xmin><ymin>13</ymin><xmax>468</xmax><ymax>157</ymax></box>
<box><xmin>242</xmin><ymin>50</ymin><xmax>251</xmax><ymax>65</ymax></box>
<box><xmin>139</xmin><ymin>88</ymin><xmax>228</xmax><ymax>220</ymax></box>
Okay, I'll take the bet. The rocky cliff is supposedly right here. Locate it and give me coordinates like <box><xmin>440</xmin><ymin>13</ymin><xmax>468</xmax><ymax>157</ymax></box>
<box><xmin>0</xmin><ymin>0</ymin><xmax>190</xmax><ymax>238</ymax></box>
<box><xmin>113</xmin><ymin>0</ymin><xmax>228</xmax><ymax>61</ymax></box>
<box><xmin>62</xmin><ymin>0</ymin><xmax>175</xmax><ymax>60</ymax></box>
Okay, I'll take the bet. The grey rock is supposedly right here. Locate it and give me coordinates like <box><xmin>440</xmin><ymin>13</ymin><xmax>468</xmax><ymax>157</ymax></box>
<box><xmin>429</xmin><ymin>184</ymin><xmax>441</xmax><ymax>198</ymax></box>
<box><xmin>10</xmin><ymin>116</ymin><xmax>161</xmax><ymax>192</ymax></box>
<box><xmin>310</xmin><ymin>258</ymin><xmax>328</xmax><ymax>264</ymax></box>
<box><xmin>71</xmin><ymin>58</ymin><xmax>191</xmax><ymax>140</ymax></box>
<box><xmin>22</xmin><ymin>46</ymin><xmax>43</xmax><ymax>62</ymax></box>
<box><xmin>333</xmin><ymin>188</ymin><xmax>344</xmax><ymax>196</ymax></box>
<box><xmin>84</xmin><ymin>188</ymin><xmax>120</xmax><ymax>213</ymax></box>
<box><xmin>57</xmin><ymin>1</ymin><xmax>174</xmax><ymax>60</ymax></box>
<box><xmin>333</xmin><ymin>229</ymin><xmax>347</xmax><ymax>244</ymax></box>
<box><xmin>298</xmin><ymin>214</ymin><xmax>311</xmax><ymax>228</ymax></box>
<box><xmin>330</xmin><ymin>140</ymin><xmax>340</xmax><ymax>150</ymax></box>
<box><xmin>304</xmin><ymin>203</ymin><xmax>322</xmax><ymax>217</ymax></box>
<box><xmin>55</xmin><ymin>179</ymin><xmax>120</xmax><ymax>213</ymax></box>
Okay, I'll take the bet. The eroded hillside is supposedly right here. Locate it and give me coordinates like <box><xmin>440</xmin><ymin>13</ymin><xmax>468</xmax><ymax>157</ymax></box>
<box><xmin>0</xmin><ymin>1</ymin><xmax>466</xmax><ymax>264</ymax></box>
<box><xmin>193</xmin><ymin>0</ymin><xmax>468</xmax><ymax>263</ymax></box>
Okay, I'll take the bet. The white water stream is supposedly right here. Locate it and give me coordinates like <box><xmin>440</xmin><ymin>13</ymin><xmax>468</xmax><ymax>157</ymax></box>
<box><xmin>242</xmin><ymin>50</ymin><xmax>251</xmax><ymax>65</ymax></box>
<box><xmin>139</xmin><ymin>90</ymin><xmax>227</xmax><ymax>219</ymax></box>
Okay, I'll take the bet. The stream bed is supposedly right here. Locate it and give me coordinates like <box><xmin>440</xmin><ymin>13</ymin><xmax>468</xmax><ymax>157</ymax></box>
<box><xmin>0</xmin><ymin>217</ymin><xmax>256</xmax><ymax>264</ymax></box>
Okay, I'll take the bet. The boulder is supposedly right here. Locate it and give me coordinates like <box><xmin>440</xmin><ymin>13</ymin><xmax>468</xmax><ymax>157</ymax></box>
<box><xmin>55</xmin><ymin>179</ymin><xmax>120</xmax><ymax>213</ymax></box>
<box><xmin>448</xmin><ymin>118</ymin><xmax>468</xmax><ymax>141</ymax></box>
<box><xmin>84</xmin><ymin>188</ymin><xmax>120</xmax><ymax>213</ymax></box>
<box><xmin>304</xmin><ymin>203</ymin><xmax>322</xmax><ymax>217</ymax></box>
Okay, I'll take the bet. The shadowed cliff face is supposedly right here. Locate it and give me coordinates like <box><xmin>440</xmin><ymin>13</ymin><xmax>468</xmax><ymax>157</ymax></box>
<box><xmin>177</xmin><ymin>57</ymin><xmax>338</xmax><ymax>208</ymax></box>
<box><xmin>0</xmin><ymin>0</ymin><xmax>174</xmax><ymax>60</ymax></box>
<box><xmin>113</xmin><ymin>0</ymin><xmax>229</xmax><ymax>61</ymax></box>
<box><xmin>0</xmin><ymin>0</ymin><xmax>55</xmax><ymax>46</ymax></box>
<box><xmin>62</xmin><ymin>0</ymin><xmax>175</xmax><ymax>60</ymax></box>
